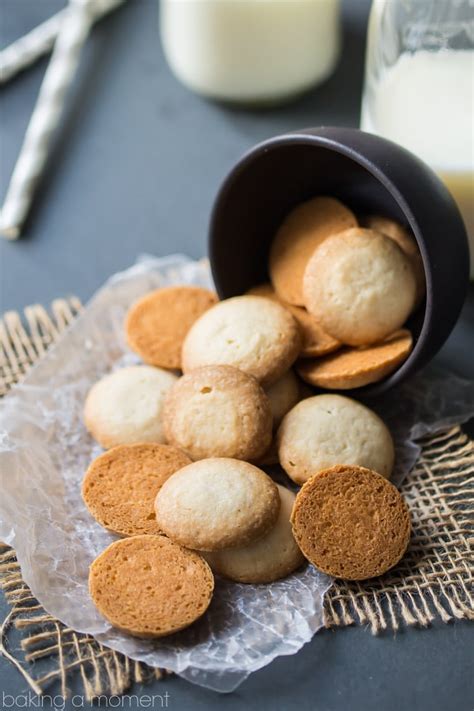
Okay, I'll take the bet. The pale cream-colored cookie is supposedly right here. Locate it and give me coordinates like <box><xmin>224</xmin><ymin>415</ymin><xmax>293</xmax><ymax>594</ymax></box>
<box><xmin>125</xmin><ymin>286</ymin><xmax>218</xmax><ymax>369</ymax></box>
<box><xmin>303</xmin><ymin>228</ymin><xmax>417</xmax><ymax>346</ymax></box>
<box><xmin>163</xmin><ymin>365</ymin><xmax>272</xmax><ymax>461</ymax></box>
<box><xmin>269</xmin><ymin>196</ymin><xmax>358</xmax><ymax>306</ymax></box>
<box><xmin>297</xmin><ymin>329</ymin><xmax>413</xmax><ymax>389</ymax></box>
<box><xmin>277</xmin><ymin>394</ymin><xmax>394</xmax><ymax>485</ymax></box>
<box><xmin>256</xmin><ymin>438</ymin><xmax>280</xmax><ymax>466</ymax></box>
<box><xmin>203</xmin><ymin>485</ymin><xmax>305</xmax><ymax>583</ymax></box>
<box><xmin>84</xmin><ymin>365</ymin><xmax>178</xmax><ymax>449</ymax></box>
<box><xmin>82</xmin><ymin>443</ymin><xmax>192</xmax><ymax>536</ymax></box>
<box><xmin>291</xmin><ymin>465</ymin><xmax>411</xmax><ymax>580</ymax></box>
<box><xmin>89</xmin><ymin>535</ymin><xmax>214</xmax><ymax>637</ymax></box>
<box><xmin>182</xmin><ymin>296</ymin><xmax>302</xmax><ymax>387</ymax></box>
<box><xmin>361</xmin><ymin>215</ymin><xmax>425</xmax><ymax>308</ymax></box>
<box><xmin>154</xmin><ymin>458</ymin><xmax>280</xmax><ymax>551</ymax></box>
<box><xmin>265</xmin><ymin>369</ymin><xmax>301</xmax><ymax>428</ymax></box>
<box><xmin>247</xmin><ymin>283</ymin><xmax>340</xmax><ymax>357</ymax></box>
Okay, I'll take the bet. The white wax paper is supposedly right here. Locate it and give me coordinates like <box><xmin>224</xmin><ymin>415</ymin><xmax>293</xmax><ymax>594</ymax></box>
<box><xmin>0</xmin><ymin>255</ymin><xmax>473</xmax><ymax>692</ymax></box>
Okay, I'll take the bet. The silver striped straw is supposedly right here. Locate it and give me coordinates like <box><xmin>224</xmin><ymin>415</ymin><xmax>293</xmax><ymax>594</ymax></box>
<box><xmin>1</xmin><ymin>0</ymin><xmax>111</xmax><ymax>239</ymax></box>
<box><xmin>0</xmin><ymin>0</ymin><xmax>125</xmax><ymax>85</ymax></box>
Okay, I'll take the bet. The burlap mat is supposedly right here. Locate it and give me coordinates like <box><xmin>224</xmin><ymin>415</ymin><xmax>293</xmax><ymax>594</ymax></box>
<box><xmin>0</xmin><ymin>298</ymin><xmax>472</xmax><ymax>699</ymax></box>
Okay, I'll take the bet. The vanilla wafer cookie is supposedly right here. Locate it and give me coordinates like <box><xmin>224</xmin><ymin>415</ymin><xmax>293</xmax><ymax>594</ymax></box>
<box><xmin>126</xmin><ymin>286</ymin><xmax>218</xmax><ymax>369</ymax></box>
<box><xmin>182</xmin><ymin>295</ymin><xmax>302</xmax><ymax>386</ymax></box>
<box><xmin>82</xmin><ymin>443</ymin><xmax>192</xmax><ymax>536</ymax></box>
<box><xmin>84</xmin><ymin>365</ymin><xmax>178</xmax><ymax>449</ymax></box>
<box><xmin>89</xmin><ymin>535</ymin><xmax>214</xmax><ymax>637</ymax></box>
<box><xmin>291</xmin><ymin>465</ymin><xmax>411</xmax><ymax>580</ymax></box>
<box><xmin>163</xmin><ymin>365</ymin><xmax>272</xmax><ymax>461</ymax></box>
<box><xmin>277</xmin><ymin>394</ymin><xmax>394</xmax><ymax>484</ymax></box>
<box><xmin>204</xmin><ymin>485</ymin><xmax>305</xmax><ymax>583</ymax></box>
<box><xmin>155</xmin><ymin>458</ymin><xmax>280</xmax><ymax>551</ymax></box>
<box><xmin>303</xmin><ymin>228</ymin><xmax>416</xmax><ymax>346</ymax></box>
<box><xmin>269</xmin><ymin>196</ymin><xmax>357</xmax><ymax>305</ymax></box>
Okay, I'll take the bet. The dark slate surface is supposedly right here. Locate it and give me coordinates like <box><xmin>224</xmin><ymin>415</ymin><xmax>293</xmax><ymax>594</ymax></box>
<box><xmin>0</xmin><ymin>1</ymin><xmax>473</xmax><ymax>709</ymax></box>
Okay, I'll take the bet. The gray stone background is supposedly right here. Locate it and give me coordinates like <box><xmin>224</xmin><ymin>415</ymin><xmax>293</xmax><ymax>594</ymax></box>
<box><xmin>1</xmin><ymin>1</ymin><xmax>473</xmax><ymax>709</ymax></box>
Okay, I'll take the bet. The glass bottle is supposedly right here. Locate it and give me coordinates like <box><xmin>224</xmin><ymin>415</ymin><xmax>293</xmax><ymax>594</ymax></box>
<box><xmin>361</xmin><ymin>0</ymin><xmax>474</xmax><ymax>277</ymax></box>
<box><xmin>160</xmin><ymin>0</ymin><xmax>341</xmax><ymax>107</ymax></box>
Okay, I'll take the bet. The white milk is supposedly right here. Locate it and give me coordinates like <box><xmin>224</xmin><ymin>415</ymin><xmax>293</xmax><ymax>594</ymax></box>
<box><xmin>160</xmin><ymin>0</ymin><xmax>340</xmax><ymax>105</ymax></box>
<box><xmin>362</xmin><ymin>49</ymin><xmax>474</xmax><ymax>277</ymax></box>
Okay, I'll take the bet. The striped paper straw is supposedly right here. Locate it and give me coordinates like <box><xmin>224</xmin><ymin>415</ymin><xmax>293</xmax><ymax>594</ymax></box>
<box><xmin>0</xmin><ymin>0</ymin><xmax>125</xmax><ymax>85</ymax></box>
<box><xmin>1</xmin><ymin>0</ymin><xmax>96</xmax><ymax>239</ymax></box>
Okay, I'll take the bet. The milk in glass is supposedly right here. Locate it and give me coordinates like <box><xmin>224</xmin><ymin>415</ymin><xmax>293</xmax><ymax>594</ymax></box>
<box><xmin>362</xmin><ymin>49</ymin><xmax>474</xmax><ymax>275</ymax></box>
<box><xmin>160</xmin><ymin>0</ymin><xmax>341</xmax><ymax>105</ymax></box>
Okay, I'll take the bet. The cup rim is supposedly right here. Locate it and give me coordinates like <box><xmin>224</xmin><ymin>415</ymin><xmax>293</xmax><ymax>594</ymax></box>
<box><xmin>210</xmin><ymin>129</ymin><xmax>433</xmax><ymax>394</ymax></box>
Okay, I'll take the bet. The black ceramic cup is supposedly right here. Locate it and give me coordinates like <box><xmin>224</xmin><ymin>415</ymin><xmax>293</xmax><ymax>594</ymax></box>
<box><xmin>209</xmin><ymin>127</ymin><xmax>469</xmax><ymax>395</ymax></box>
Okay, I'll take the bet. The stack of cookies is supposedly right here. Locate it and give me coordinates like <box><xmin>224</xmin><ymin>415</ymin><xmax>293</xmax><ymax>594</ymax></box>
<box><xmin>262</xmin><ymin>196</ymin><xmax>425</xmax><ymax>390</ymax></box>
<box><xmin>83</xmin><ymin>196</ymin><xmax>416</xmax><ymax>640</ymax></box>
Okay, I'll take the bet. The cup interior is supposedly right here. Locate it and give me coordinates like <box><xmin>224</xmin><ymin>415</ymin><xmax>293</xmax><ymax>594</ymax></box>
<box><xmin>210</xmin><ymin>138</ymin><xmax>426</xmax><ymax>383</ymax></box>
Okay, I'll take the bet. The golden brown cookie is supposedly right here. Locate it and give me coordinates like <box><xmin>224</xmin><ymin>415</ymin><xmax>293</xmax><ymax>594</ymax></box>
<box><xmin>82</xmin><ymin>443</ymin><xmax>192</xmax><ymax>536</ymax></box>
<box><xmin>203</xmin><ymin>485</ymin><xmax>305</xmax><ymax>583</ymax></box>
<box><xmin>246</xmin><ymin>283</ymin><xmax>278</xmax><ymax>300</ymax></box>
<box><xmin>296</xmin><ymin>329</ymin><xmax>413</xmax><ymax>390</ymax></box>
<box><xmin>291</xmin><ymin>465</ymin><xmax>411</xmax><ymax>580</ymax></box>
<box><xmin>288</xmin><ymin>304</ymin><xmax>341</xmax><ymax>357</ymax></box>
<box><xmin>361</xmin><ymin>215</ymin><xmax>425</xmax><ymax>308</ymax></box>
<box><xmin>84</xmin><ymin>365</ymin><xmax>178</xmax><ymax>449</ymax></box>
<box><xmin>277</xmin><ymin>394</ymin><xmax>394</xmax><ymax>485</ymax></box>
<box><xmin>247</xmin><ymin>283</ymin><xmax>340</xmax><ymax>357</ymax></box>
<box><xmin>163</xmin><ymin>365</ymin><xmax>272</xmax><ymax>461</ymax></box>
<box><xmin>265</xmin><ymin>369</ymin><xmax>301</xmax><ymax>428</ymax></box>
<box><xmin>256</xmin><ymin>438</ymin><xmax>280</xmax><ymax>466</ymax></box>
<box><xmin>182</xmin><ymin>295</ymin><xmax>302</xmax><ymax>387</ymax></box>
<box><xmin>269</xmin><ymin>196</ymin><xmax>357</xmax><ymax>306</ymax></box>
<box><xmin>303</xmin><ymin>228</ymin><xmax>416</xmax><ymax>346</ymax></box>
<box><xmin>125</xmin><ymin>286</ymin><xmax>218</xmax><ymax>370</ymax></box>
<box><xmin>155</xmin><ymin>458</ymin><xmax>280</xmax><ymax>551</ymax></box>
<box><xmin>89</xmin><ymin>535</ymin><xmax>214</xmax><ymax>638</ymax></box>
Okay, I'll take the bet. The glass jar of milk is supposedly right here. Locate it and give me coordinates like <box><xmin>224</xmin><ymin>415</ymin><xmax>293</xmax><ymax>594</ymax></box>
<box><xmin>160</xmin><ymin>0</ymin><xmax>341</xmax><ymax>106</ymax></box>
<box><xmin>361</xmin><ymin>0</ymin><xmax>474</xmax><ymax>278</ymax></box>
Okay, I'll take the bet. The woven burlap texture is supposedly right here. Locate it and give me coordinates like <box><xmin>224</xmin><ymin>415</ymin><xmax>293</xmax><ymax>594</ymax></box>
<box><xmin>0</xmin><ymin>298</ymin><xmax>473</xmax><ymax>700</ymax></box>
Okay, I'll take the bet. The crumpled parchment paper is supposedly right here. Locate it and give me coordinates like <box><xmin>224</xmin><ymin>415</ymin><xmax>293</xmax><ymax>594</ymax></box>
<box><xmin>0</xmin><ymin>254</ymin><xmax>473</xmax><ymax>692</ymax></box>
